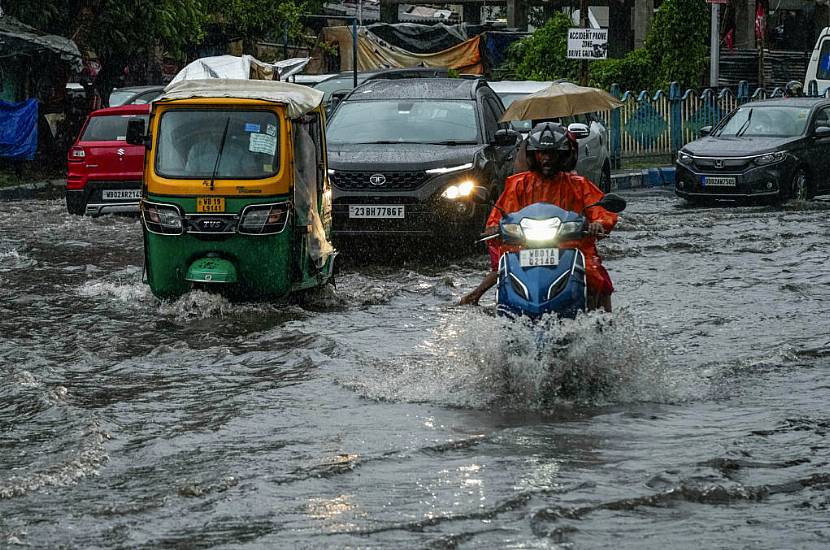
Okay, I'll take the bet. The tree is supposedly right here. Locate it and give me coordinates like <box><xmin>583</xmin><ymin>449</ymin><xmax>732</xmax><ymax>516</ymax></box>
<box><xmin>504</xmin><ymin>0</ymin><xmax>710</xmax><ymax>91</ymax></box>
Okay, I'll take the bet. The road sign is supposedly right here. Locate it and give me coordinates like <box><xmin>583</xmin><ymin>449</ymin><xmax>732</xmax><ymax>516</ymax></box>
<box><xmin>706</xmin><ymin>0</ymin><xmax>729</xmax><ymax>4</ymax></box>
<box><xmin>567</xmin><ymin>28</ymin><xmax>609</xmax><ymax>60</ymax></box>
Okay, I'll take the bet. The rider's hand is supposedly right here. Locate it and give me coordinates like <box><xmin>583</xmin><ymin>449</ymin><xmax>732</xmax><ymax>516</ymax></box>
<box><xmin>587</xmin><ymin>222</ymin><xmax>606</xmax><ymax>237</ymax></box>
<box><xmin>459</xmin><ymin>291</ymin><xmax>481</xmax><ymax>306</ymax></box>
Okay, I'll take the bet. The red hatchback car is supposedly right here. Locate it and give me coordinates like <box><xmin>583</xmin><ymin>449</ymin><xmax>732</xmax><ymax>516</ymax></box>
<box><xmin>65</xmin><ymin>104</ymin><xmax>149</xmax><ymax>215</ymax></box>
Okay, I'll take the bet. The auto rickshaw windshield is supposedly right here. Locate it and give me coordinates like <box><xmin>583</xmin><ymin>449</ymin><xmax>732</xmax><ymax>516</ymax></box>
<box><xmin>155</xmin><ymin>109</ymin><xmax>280</xmax><ymax>179</ymax></box>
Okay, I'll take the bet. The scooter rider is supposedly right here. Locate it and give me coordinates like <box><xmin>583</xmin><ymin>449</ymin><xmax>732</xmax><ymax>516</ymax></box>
<box><xmin>460</xmin><ymin>122</ymin><xmax>619</xmax><ymax>311</ymax></box>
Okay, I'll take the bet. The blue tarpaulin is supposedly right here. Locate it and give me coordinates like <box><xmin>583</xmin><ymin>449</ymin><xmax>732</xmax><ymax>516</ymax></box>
<box><xmin>0</xmin><ymin>98</ymin><xmax>38</xmax><ymax>160</ymax></box>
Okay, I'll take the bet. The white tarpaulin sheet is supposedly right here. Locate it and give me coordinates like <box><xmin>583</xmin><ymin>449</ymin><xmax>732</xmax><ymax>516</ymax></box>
<box><xmin>158</xmin><ymin>79</ymin><xmax>324</xmax><ymax>119</ymax></box>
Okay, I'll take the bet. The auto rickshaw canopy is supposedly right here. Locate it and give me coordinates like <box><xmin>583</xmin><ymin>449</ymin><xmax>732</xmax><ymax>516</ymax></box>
<box><xmin>157</xmin><ymin>79</ymin><xmax>324</xmax><ymax>119</ymax></box>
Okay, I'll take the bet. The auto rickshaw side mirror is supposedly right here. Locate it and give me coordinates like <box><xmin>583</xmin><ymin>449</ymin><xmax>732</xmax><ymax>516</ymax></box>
<box><xmin>698</xmin><ymin>125</ymin><xmax>713</xmax><ymax>137</ymax></box>
<box><xmin>493</xmin><ymin>128</ymin><xmax>520</xmax><ymax>147</ymax></box>
<box><xmin>126</xmin><ymin>119</ymin><xmax>146</xmax><ymax>147</ymax></box>
<box><xmin>586</xmin><ymin>193</ymin><xmax>626</xmax><ymax>213</ymax></box>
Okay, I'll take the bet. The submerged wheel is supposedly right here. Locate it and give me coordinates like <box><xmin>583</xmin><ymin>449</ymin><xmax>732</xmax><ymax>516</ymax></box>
<box><xmin>790</xmin><ymin>167</ymin><xmax>814</xmax><ymax>201</ymax></box>
<box><xmin>599</xmin><ymin>164</ymin><xmax>612</xmax><ymax>193</ymax></box>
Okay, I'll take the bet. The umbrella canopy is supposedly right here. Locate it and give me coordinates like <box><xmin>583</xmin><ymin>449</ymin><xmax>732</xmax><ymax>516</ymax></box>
<box><xmin>500</xmin><ymin>81</ymin><xmax>623</xmax><ymax>122</ymax></box>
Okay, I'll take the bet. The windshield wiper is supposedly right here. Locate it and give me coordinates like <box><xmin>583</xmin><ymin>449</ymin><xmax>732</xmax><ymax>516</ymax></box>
<box><xmin>735</xmin><ymin>109</ymin><xmax>753</xmax><ymax>137</ymax></box>
<box><xmin>209</xmin><ymin>117</ymin><xmax>231</xmax><ymax>191</ymax></box>
<box><xmin>427</xmin><ymin>140</ymin><xmax>477</xmax><ymax>145</ymax></box>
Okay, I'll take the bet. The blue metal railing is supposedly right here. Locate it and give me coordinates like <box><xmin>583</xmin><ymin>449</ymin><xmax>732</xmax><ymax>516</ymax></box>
<box><xmin>605</xmin><ymin>80</ymin><xmax>830</xmax><ymax>166</ymax></box>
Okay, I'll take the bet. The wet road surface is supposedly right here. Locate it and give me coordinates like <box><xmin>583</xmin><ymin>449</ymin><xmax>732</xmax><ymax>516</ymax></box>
<box><xmin>1</xmin><ymin>189</ymin><xmax>829</xmax><ymax>548</ymax></box>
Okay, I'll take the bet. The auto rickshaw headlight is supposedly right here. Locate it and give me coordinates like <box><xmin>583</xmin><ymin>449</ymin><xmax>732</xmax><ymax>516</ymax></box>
<box><xmin>239</xmin><ymin>203</ymin><xmax>289</xmax><ymax>235</ymax></box>
<box><xmin>142</xmin><ymin>202</ymin><xmax>183</xmax><ymax>235</ymax></box>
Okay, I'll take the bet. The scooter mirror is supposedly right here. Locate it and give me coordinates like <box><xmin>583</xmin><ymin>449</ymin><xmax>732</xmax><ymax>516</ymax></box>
<box><xmin>586</xmin><ymin>193</ymin><xmax>626</xmax><ymax>213</ymax></box>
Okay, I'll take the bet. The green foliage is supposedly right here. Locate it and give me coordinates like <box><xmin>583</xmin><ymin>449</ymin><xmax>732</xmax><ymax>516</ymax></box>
<box><xmin>589</xmin><ymin>49</ymin><xmax>655</xmax><ymax>92</ymax></box>
<box><xmin>644</xmin><ymin>0</ymin><xmax>709</xmax><ymax>89</ymax></box>
<box><xmin>503</xmin><ymin>0</ymin><xmax>710</xmax><ymax>91</ymax></box>
<box><xmin>505</xmin><ymin>12</ymin><xmax>579</xmax><ymax>82</ymax></box>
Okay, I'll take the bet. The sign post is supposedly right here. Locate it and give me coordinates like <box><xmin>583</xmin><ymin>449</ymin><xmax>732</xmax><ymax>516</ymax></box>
<box><xmin>567</xmin><ymin>27</ymin><xmax>609</xmax><ymax>85</ymax></box>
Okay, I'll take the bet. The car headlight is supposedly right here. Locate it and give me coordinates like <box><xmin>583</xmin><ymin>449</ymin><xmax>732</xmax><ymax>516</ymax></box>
<box><xmin>441</xmin><ymin>179</ymin><xmax>475</xmax><ymax>200</ymax></box>
<box><xmin>754</xmin><ymin>151</ymin><xmax>787</xmax><ymax>165</ymax></box>
<box><xmin>520</xmin><ymin>217</ymin><xmax>562</xmax><ymax>242</ymax></box>
<box><xmin>677</xmin><ymin>151</ymin><xmax>693</xmax><ymax>164</ymax></box>
<box><xmin>426</xmin><ymin>162</ymin><xmax>473</xmax><ymax>175</ymax></box>
<box><xmin>142</xmin><ymin>202</ymin><xmax>183</xmax><ymax>235</ymax></box>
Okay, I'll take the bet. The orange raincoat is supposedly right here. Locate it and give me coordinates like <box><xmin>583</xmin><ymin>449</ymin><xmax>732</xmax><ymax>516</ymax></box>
<box><xmin>487</xmin><ymin>171</ymin><xmax>619</xmax><ymax>294</ymax></box>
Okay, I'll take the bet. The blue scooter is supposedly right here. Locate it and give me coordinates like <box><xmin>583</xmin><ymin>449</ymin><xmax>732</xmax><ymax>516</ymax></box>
<box><xmin>478</xmin><ymin>193</ymin><xmax>626</xmax><ymax>320</ymax></box>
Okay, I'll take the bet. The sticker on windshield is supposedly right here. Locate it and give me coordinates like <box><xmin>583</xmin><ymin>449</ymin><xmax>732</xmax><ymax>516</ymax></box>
<box><xmin>244</xmin><ymin>123</ymin><xmax>261</xmax><ymax>133</ymax></box>
<box><xmin>249</xmin><ymin>133</ymin><xmax>277</xmax><ymax>155</ymax></box>
<box><xmin>117</xmin><ymin>135</ymin><xmax>126</xmax><ymax>141</ymax></box>
<box><xmin>266</xmin><ymin>123</ymin><xmax>277</xmax><ymax>136</ymax></box>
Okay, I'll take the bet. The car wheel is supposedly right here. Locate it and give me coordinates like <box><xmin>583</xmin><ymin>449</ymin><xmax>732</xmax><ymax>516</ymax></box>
<box><xmin>599</xmin><ymin>164</ymin><xmax>612</xmax><ymax>193</ymax></box>
<box><xmin>790</xmin><ymin>167</ymin><xmax>814</xmax><ymax>201</ymax></box>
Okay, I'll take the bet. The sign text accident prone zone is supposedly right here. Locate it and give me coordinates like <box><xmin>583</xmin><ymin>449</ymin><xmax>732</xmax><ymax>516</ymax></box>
<box><xmin>567</xmin><ymin>28</ymin><xmax>609</xmax><ymax>60</ymax></box>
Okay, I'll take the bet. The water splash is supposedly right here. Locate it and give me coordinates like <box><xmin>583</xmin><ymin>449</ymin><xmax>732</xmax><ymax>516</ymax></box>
<box><xmin>341</xmin><ymin>309</ymin><xmax>683</xmax><ymax>410</ymax></box>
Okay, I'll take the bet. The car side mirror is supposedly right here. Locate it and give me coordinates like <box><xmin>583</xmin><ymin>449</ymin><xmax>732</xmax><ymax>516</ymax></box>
<box><xmin>493</xmin><ymin>128</ymin><xmax>520</xmax><ymax>147</ymax></box>
<box><xmin>815</xmin><ymin>125</ymin><xmax>830</xmax><ymax>138</ymax></box>
<box><xmin>567</xmin><ymin>122</ymin><xmax>591</xmax><ymax>140</ymax></box>
<box><xmin>126</xmin><ymin>119</ymin><xmax>146</xmax><ymax>146</ymax></box>
<box><xmin>586</xmin><ymin>193</ymin><xmax>626</xmax><ymax>213</ymax></box>
<box><xmin>698</xmin><ymin>125</ymin><xmax>713</xmax><ymax>137</ymax></box>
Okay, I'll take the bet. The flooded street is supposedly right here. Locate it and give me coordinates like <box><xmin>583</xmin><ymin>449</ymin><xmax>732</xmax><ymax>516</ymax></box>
<box><xmin>1</xmin><ymin>189</ymin><xmax>828</xmax><ymax>548</ymax></box>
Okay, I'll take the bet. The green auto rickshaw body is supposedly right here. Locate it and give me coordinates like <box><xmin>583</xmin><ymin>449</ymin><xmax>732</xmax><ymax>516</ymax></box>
<box><xmin>139</xmin><ymin>80</ymin><xmax>335</xmax><ymax>300</ymax></box>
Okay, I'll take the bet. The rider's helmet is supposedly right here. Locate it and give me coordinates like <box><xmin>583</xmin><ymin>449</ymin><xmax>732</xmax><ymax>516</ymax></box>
<box><xmin>526</xmin><ymin>122</ymin><xmax>578</xmax><ymax>173</ymax></box>
<box><xmin>784</xmin><ymin>80</ymin><xmax>804</xmax><ymax>97</ymax></box>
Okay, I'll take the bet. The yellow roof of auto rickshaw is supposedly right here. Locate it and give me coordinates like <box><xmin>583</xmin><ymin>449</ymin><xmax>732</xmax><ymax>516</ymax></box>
<box><xmin>156</xmin><ymin>79</ymin><xmax>324</xmax><ymax>119</ymax></box>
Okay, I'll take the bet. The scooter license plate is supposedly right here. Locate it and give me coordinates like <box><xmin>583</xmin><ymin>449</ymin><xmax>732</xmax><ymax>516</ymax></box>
<box><xmin>197</xmin><ymin>197</ymin><xmax>225</xmax><ymax>213</ymax></box>
<box><xmin>520</xmin><ymin>248</ymin><xmax>559</xmax><ymax>267</ymax></box>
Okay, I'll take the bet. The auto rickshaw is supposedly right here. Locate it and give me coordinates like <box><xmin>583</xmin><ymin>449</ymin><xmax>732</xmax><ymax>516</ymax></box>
<box><xmin>126</xmin><ymin>79</ymin><xmax>336</xmax><ymax>300</ymax></box>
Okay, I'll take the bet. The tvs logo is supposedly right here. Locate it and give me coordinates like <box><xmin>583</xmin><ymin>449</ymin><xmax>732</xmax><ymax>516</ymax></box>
<box><xmin>369</xmin><ymin>173</ymin><xmax>386</xmax><ymax>186</ymax></box>
<box><xmin>198</xmin><ymin>219</ymin><xmax>225</xmax><ymax>232</ymax></box>
<box><xmin>713</xmin><ymin>159</ymin><xmax>724</xmax><ymax>168</ymax></box>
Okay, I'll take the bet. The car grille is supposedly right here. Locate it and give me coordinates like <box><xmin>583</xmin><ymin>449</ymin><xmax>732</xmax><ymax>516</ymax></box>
<box><xmin>332</xmin><ymin>171</ymin><xmax>430</xmax><ymax>191</ymax></box>
<box><xmin>692</xmin><ymin>157</ymin><xmax>752</xmax><ymax>171</ymax></box>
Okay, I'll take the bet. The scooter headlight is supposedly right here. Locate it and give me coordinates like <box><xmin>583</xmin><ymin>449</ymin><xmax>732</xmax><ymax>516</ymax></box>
<box><xmin>238</xmin><ymin>203</ymin><xmax>289</xmax><ymax>235</ymax></box>
<box><xmin>142</xmin><ymin>202</ymin><xmax>183</xmax><ymax>235</ymax></box>
<box><xmin>501</xmin><ymin>223</ymin><xmax>524</xmax><ymax>240</ymax></box>
<box><xmin>559</xmin><ymin>221</ymin><xmax>584</xmax><ymax>239</ymax></box>
<box><xmin>520</xmin><ymin>217</ymin><xmax>562</xmax><ymax>242</ymax></box>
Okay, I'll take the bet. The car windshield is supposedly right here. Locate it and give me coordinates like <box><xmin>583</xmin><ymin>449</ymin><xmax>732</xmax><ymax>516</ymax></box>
<box><xmin>327</xmin><ymin>100</ymin><xmax>479</xmax><ymax>144</ymax></box>
<box><xmin>108</xmin><ymin>91</ymin><xmax>139</xmax><ymax>107</ymax></box>
<box><xmin>715</xmin><ymin>106</ymin><xmax>811</xmax><ymax>137</ymax></box>
<box><xmin>155</xmin><ymin>110</ymin><xmax>280</xmax><ymax>179</ymax></box>
<box><xmin>313</xmin><ymin>75</ymin><xmax>368</xmax><ymax>101</ymax></box>
<box><xmin>81</xmin><ymin>114</ymin><xmax>149</xmax><ymax>141</ymax></box>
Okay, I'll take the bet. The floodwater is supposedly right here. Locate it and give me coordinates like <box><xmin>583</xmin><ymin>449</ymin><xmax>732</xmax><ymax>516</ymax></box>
<box><xmin>1</xmin><ymin>189</ymin><xmax>828</xmax><ymax>549</ymax></box>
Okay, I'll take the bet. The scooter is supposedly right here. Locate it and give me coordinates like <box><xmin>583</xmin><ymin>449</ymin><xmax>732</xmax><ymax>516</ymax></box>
<box><xmin>478</xmin><ymin>193</ymin><xmax>626</xmax><ymax>320</ymax></box>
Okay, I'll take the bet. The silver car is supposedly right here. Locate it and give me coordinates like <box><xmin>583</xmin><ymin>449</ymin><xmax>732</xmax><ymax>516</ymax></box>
<box><xmin>489</xmin><ymin>80</ymin><xmax>612</xmax><ymax>192</ymax></box>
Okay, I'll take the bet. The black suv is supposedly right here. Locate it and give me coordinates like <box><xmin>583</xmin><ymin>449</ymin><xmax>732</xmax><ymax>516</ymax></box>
<box><xmin>326</xmin><ymin>78</ymin><xmax>519</xmax><ymax>240</ymax></box>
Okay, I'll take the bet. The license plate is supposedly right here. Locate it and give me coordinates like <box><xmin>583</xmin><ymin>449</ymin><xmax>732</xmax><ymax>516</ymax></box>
<box><xmin>520</xmin><ymin>248</ymin><xmax>559</xmax><ymax>267</ymax></box>
<box><xmin>197</xmin><ymin>197</ymin><xmax>225</xmax><ymax>213</ymax></box>
<box><xmin>348</xmin><ymin>205</ymin><xmax>405</xmax><ymax>218</ymax></box>
<box><xmin>102</xmin><ymin>189</ymin><xmax>141</xmax><ymax>200</ymax></box>
<box><xmin>702</xmin><ymin>176</ymin><xmax>736</xmax><ymax>187</ymax></box>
